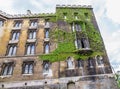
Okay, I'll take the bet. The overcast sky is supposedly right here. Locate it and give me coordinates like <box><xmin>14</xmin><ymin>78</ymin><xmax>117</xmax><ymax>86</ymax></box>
<box><xmin>0</xmin><ymin>0</ymin><xmax>120</xmax><ymax>72</ymax></box>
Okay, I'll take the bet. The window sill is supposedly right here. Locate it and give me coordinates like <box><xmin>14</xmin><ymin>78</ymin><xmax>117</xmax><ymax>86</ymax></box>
<box><xmin>12</xmin><ymin>27</ymin><xmax>21</xmax><ymax>30</ymax></box>
<box><xmin>29</xmin><ymin>26</ymin><xmax>37</xmax><ymax>29</ymax></box>
<box><xmin>9</xmin><ymin>40</ymin><xmax>19</xmax><ymax>43</ymax></box>
<box><xmin>97</xmin><ymin>65</ymin><xmax>104</xmax><ymax>68</ymax></box>
<box><xmin>0</xmin><ymin>75</ymin><xmax>12</xmax><ymax>78</ymax></box>
<box><xmin>22</xmin><ymin>74</ymin><xmax>33</xmax><ymax>76</ymax></box>
<box><xmin>27</xmin><ymin>39</ymin><xmax>36</xmax><ymax>43</ymax></box>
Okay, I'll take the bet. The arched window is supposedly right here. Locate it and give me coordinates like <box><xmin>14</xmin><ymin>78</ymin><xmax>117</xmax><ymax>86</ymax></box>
<box><xmin>96</xmin><ymin>55</ymin><xmax>104</xmax><ymax>67</ymax></box>
<box><xmin>67</xmin><ymin>57</ymin><xmax>75</xmax><ymax>69</ymax></box>
<box><xmin>88</xmin><ymin>57</ymin><xmax>94</xmax><ymax>68</ymax></box>
<box><xmin>7</xmin><ymin>45</ymin><xmax>17</xmax><ymax>56</ymax></box>
<box><xmin>67</xmin><ymin>82</ymin><xmax>76</xmax><ymax>89</ymax></box>
<box><xmin>78</xmin><ymin>59</ymin><xmax>84</xmax><ymax>68</ymax></box>
<box><xmin>45</xmin><ymin>43</ymin><xmax>49</xmax><ymax>54</ymax></box>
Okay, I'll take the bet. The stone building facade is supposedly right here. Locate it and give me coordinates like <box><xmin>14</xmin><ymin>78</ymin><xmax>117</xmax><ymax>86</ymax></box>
<box><xmin>0</xmin><ymin>5</ymin><xmax>118</xmax><ymax>89</ymax></box>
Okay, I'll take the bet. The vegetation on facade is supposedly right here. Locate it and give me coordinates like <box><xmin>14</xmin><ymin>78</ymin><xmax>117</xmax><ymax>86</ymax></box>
<box><xmin>39</xmin><ymin>7</ymin><xmax>104</xmax><ymax>62</ymax></box>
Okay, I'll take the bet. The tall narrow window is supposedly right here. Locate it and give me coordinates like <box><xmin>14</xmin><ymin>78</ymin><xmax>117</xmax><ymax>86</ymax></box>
<box><xmin>30</xmin><ymin>20</ymin><xmax>38</xmax><ymax>27</ymax></box>
<box><xmin>44</xmin><ymin>43</ymin><xmax>49</xmax><ymax>54</ymax></box>
<box><xmin>45</xmin><ymin>29</ymin><xmax>49</xmax><ymax>38</ymax></box>
<box><xmin>11</xmin><ymin>31</ymin><xmax>20</xmax><ymax>40</ymax></box>
<box><xmin>14</xmin><ymin>21</ymin><xmax>22</xmax><ymax>28</ymax></box>
<box><xmin>78</xmin><ymin>59</ymin><xmax>84</xmax><ymax>68</ymax></box>
<box><xmin>96</xmin><ymin>55</ymin><xmax>104</xmax><ymax>66</ymax></box>
<box><xmin>75</xmin><ymin>23</ymin><xmax>81</xmax><ymax>31</ymax></box>
<box><xmin>7</xmin><ymin>44</ymin><xmax>17</xmax><ymax>56</ymax></box>
<box><xmin>67</xmin><ymin>57</ymin><xmax>75</xmax><ymax>69</ymax></box>
<box><xmin>28</xmin><ymin>30</ymin><xmax>36</xmax><ymax>39</ymax></box>
<box><xmin>43</xmin><ymin>61</ymin><xmax>50</xmax><ymax>73</ymax></box>
<box><xmin>1</xmin><ymin>62</ymin><xmax>14</xmax><ymax>76</ymax></box>
<box><xmin>0</xmin><ymin>20</ymin><xmax>4</xmax><ymax>27</ymax></box>
<box><xmin>22</xmin><ymin>61</ymin><xmax>34</xmax><ymax>74</ymax></box>
<box><xmin>26</xmin><ymin>43</ymin><xmax>35</xmax><ymax>55</ymax></box>
<box><xmin>88</xmin><ymin>58</ymin><xmax>94</xmax><ymax>68</ymax></box>
<box><xmin>45</xmin><ymin>19</ymin><xmax>50</xmax><ymax>28</ymax></box>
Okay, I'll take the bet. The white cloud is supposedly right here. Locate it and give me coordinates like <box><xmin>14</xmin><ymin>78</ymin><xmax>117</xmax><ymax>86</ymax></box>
<box><xmin>106</xmin><ymin>0</ymin><xmax>120</xmax><ymax>23</ymax></box>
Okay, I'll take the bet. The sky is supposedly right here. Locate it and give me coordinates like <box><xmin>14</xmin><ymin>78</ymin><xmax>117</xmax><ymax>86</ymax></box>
<box><xmin>0</xmin><ymin>0</ymin><xmax>120</xmax><ymax>72</ymax></box>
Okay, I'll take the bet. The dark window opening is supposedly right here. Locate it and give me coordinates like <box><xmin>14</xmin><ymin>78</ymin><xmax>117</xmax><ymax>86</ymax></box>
<box><xmin>43</xmin><ymin>61</ymin><xmax>50</xmax><ymax>73</ymax></box>
<box><xmin>22</xmin><ymin>61</ymin><xmax>34</xmax><ymax>74</ymax></box>
<box><xmin>78</xmin><ymin>59</ymin><xmax>84</xmax><ymax>68</ymax></box>
<box><xmin>75</xmin><ymin>23</ymin><xmax>81</xmax><ymax>31</ymax></box>
<box><xmin>63</xmin><ymin>13</ymin><xmax>67</xmax><ymax>19</ymax></box>
<box><xmin>88</xmin><ymin>57</ymin><xmax>94</xmax><ymax>68</ymax></box>
<box><xmin>1</xmin><ymin>62</ymin><xmax>14</xmax><ymax>76</ymax></box>
<box><xmin>74</xmin><ymin>12</ymin><xmax>78</xmax><ymax>19</ymax></box>
<box><xmin>84</xmin><ymin>13</ymin><xmax>88</xmax><ymax>18</ymax></box>
<box><xmin>96</xmin><ymin>55</ymin><xmax>104</xmax><ymax>66</ymax></box>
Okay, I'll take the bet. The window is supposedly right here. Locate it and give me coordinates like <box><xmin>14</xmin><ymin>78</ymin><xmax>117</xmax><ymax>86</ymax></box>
<box><xmin>45</xmin><ymin>28</ymin><xmax>49</xmax><ymax>38</ymax></box>
<box><xmin>78</xmin><ymin>59</ymin><xmax>84</xmax><ymax>68</ymax></box>
<box><xmin>1</xmin><ymin>62</ymin><xmax>14</xmax><ymax>76</ymax></box>
<box><xmin>44</xmin><ymin>43</ymin><xmax>49</xmax><ymax>54</ymax></box>
<box><xmin>96</xmin><ymin>55</ymin><xmax>104</xmax><ymax>66</ymax></box>
<box><xmin>11</xmin><ymin>31</ymin><xmax>20</xmax><ymax>40</ymax></box>
<box><xmin>7</xmin><ymin>44</ymin><xmax>17</xmax><ymax>56</ymax></box>
<box><xmin>75</xmin><ymin>38</ymin><xmax>89</xmax><ymax>49</ymax></box>
<box><xmin>75</xmin><ymin>23</ymin><xmax>81</xmax><ymax>31</ymax></box>
<box><xmin>84</xmin><ymin>13</ymin><xmax>88</xmax><ymax>18</ymax></box>
<box><xmin>45</xmin><ymin>19</ymin><xmax>50</xmax><ymax>28</ymax></box>
<box><xmin>43</xmin><ymin>61</ymin><xmax>50</xmax><ymax>73</ymax></box>
<box><xmin>14</xmin><ymin>21</ymin><xmax>22</xmax><ymax>28</ymax></box>
<box><xmin>26</xmin><ymin>43</ymin><xmax>35</xmax><ymax>55</ymax></box>
<box><xmin>88</xmin><ymin>58</ymin><xmax>94</xmax><ymax>68</ymax></box>
<box><xmin>22</xmin><ymin>61</ymin><xmax>34</xmax><ymax>74</ymax></box>
<box><xmin>30</xmin><ymin>20</ymin><xmax>37</xmax><ymax>27</ymax></box>
<box><xmin>28</xmin><ymin>30</ymin><xmax>36</xmax><ymax>39</ymax></box>
<box><xmin>0</xmin><ymin>20</ymin><xmax>4</xmax><ymax>27</ymax></box>
<box><xmin>67</xmin><ymin>57</ymin><xmax>75</xmax><ymax>69</ymax></box>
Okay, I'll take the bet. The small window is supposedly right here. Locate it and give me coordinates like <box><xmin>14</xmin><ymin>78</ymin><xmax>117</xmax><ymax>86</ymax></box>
<box><xmin>45</xmin><ymin>28</ymin><xmax>49</xmax><ymax>38</ymax></box>
<box><xmin>11</xmin><ymin>31</ymin><xmax>20</xmax><ymax>40</ymax></box>
<box><xmin>30</xmin><ymin>20</ymin><xmax>38</xmax><ymax>27</ymax></box>
<box><xmin>78</xmin><ymin>59</ymin><xmax>84</xmax><ymax>68</ymax></box>
<box><xmin>7</xmin><ymin>44</ymin><xmax>17</xmax><ymax>56</ymax></box>
<box><xmin>44</xmin><ymin>43</ymin><xmax>49</xmax><ymax>54</ymax></box>
<box><xmin>26</xmin><ymin>43</ymin><xmax>35</xmax><ymax>55</ymax></box>
<box><xmin>28</xmin><ymin>30</ymin><xmax>36</xmax><ymax>39</ymax></box>
<box><xmin>75</xmin><ymin>23</ymin><xmax>81</xmax><ymax>31</ymax></box>
<box><xmin>88</xmin><ymin>57</ymin><xmax>94</xmax><ymax>68</ymax></box>
<box><xmin>67</xmin><ymin>82</ymin><xmax>75</xmax><ymax>89</ymax></box>
<box><xmin>75</xmin><ymin>38</ymin><xmax>89</xmax><ymax>49</ymax></box>
<box><xmin>22</xmin><ymin>61</ymin><xmax>34</xmax><ymax>74</ymax></box>
<box><xmin>14</xmin><ymin>21</ymin><xmax>22</xmax><ymax>28</ymax></box>
<box><xmin>67</xmin><ymin>57</ymin><xmax>75</xmax><ymax>69</ymax></box>
<box><xmin>96</xmin><ymin>55</ymin><xmax>104</xmax><ymax>66</ymax></box>
<box><xmin>45</xmin><ymin>19</ymin><xmax>50</xmax><ymax>28</ymax></box>
<box><xmin>43</xmin><ymin>61</ymin><xmax>50</xmax><ymax>73</ymax></box>
<box><xmin>0</xmin><ymin>20</ymin><xmax>4</xmax><ymax>27</ymax></box>
<box><xmin>1</xmin><ymin>62</ymin><xmax>14</xmax><ymax>76</ymax></box>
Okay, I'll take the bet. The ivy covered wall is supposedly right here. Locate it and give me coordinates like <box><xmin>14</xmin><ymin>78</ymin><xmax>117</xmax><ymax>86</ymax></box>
<box><xmin>39</xmin><ymin>7</ymin><xmax>105</xmax><ymax>62</ymax></box>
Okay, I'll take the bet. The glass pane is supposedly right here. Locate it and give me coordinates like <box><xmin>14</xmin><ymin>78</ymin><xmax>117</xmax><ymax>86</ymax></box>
<box><xmin>3</xmin><ymin>66</ymin><xmax>8</xmax><ymax>75</ymax></box>
<box><xmin>8</xmin><ymin>46</ymin><xmax>13</xmax><ymax>56</ymax></box>
<box><xmin>33</xmin><ymin>31</ymin><xmax>36</xmax><ymax>39</ymax></box>
<box><xmin>45</xmin><ymin>30</ymin><xmax>49</xmax><ymax>38</ymax></box>
<box><xmin>12</xmin><ymin>46</ymin><xmax>17</xmax><ymax>55</ymax></box>
<box><xmin>8</xmin><ymin>65</ymin><xmax>13</xmax><ymax>75</ymax></box>
<box><xmin>0</xmin><ymin>21</ymin><xmax>3</xmax><ymax>27</ymax></box>
<box><xmin>29</xmin><ymin>32</ymin><xmax>32</xmax><ymax>39</ymax></box>
<box><xmin>31</xmin><ymin>45</ymin><xmax>35</xmax><ymax>54</ymax></box>
<box><xmin>12</xmin><ymin>32</ymin><xmax>16</xmax><ymax>40</ymax></box>
<box><xmin>24</xmin><ymin>64</ymin><xmax>29</xmax><ymax>74</ymax></box>
<box><xmin>29</xmin><ymin>64</ymin><xmax>33</xmax><ymax>74</ymax></box>
<box><xmin>16</xmin><ymin>32</ymin><xmax>20</xmax><ymax>40</ymax></box>
<box><xmin>45</xmin><ymin>44</ymin><xmax>49</xmax><ymax>54</ymax></box>
<box><xmin>27</xmin><ymin>45</ymin><xmax>31</xmax><ymax>55</ymax></box>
